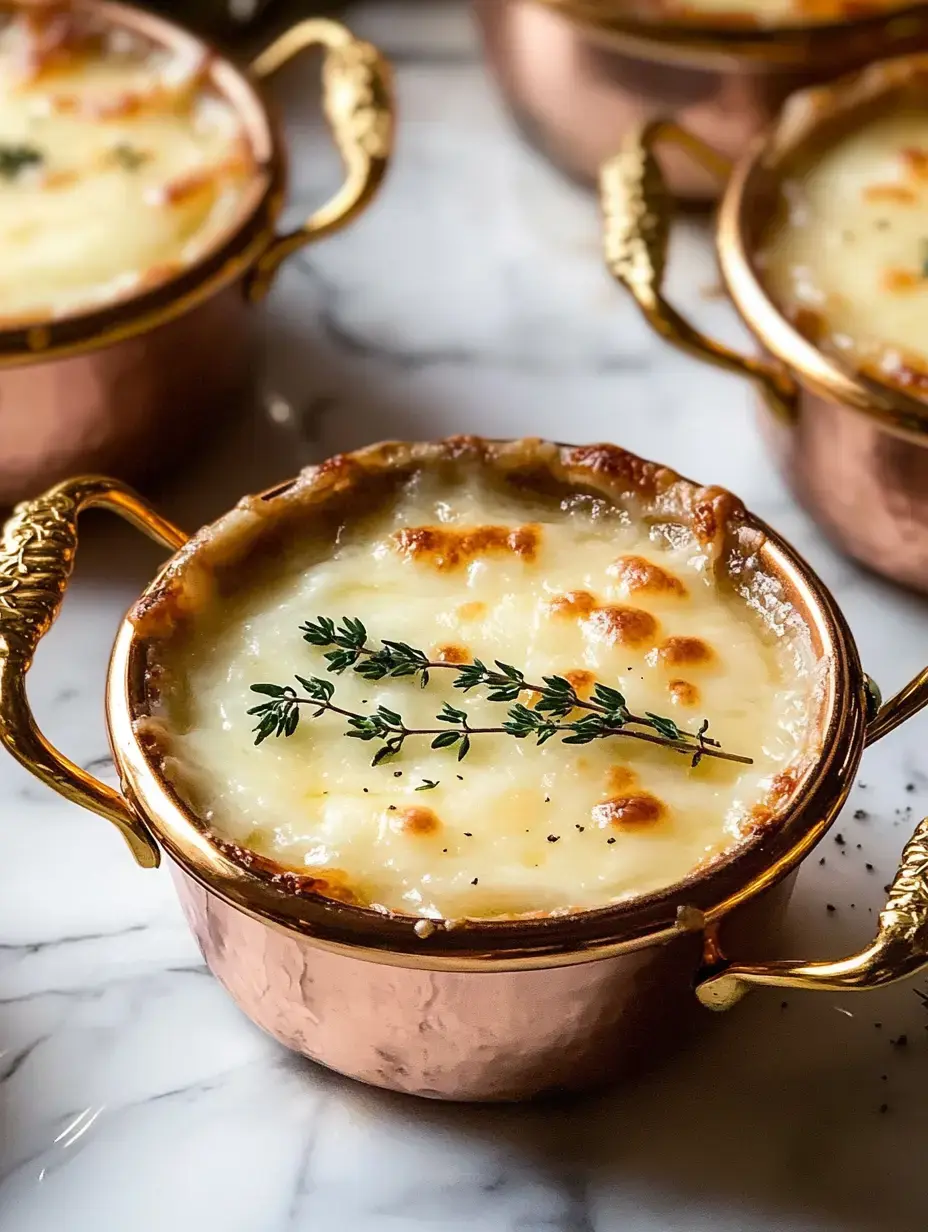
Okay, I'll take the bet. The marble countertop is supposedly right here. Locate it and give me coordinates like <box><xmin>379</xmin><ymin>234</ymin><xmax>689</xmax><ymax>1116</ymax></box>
<box><xmin>3</xmin><ymin>4</ymin><xmax>928</xmax><ymax>1229</ymax></box>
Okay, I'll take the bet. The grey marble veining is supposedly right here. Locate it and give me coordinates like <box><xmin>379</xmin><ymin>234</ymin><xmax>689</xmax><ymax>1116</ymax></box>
<box><xmin>1</xmin><ymin>3</ymin><xmax>927</xmax><ymax>1229</ymax></box>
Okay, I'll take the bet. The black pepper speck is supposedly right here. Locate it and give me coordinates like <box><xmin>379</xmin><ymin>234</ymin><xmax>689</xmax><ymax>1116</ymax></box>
<box><xmin>827</xmin><ymin>904</ymin><xmax>837</xmax><ymax>913</ymax></box>
<box><xmin>607</xmin><ymin>837</ymin><xmax>616</xmax><ymax>845</ymax></box>
<box><xmin>835</xmin><ymin>833</ymin><xmax>846</xmax><ymax>846</ymax></box>
<box><xmin>547</xmin><ymin>835</ymin><xmax>560</xmax><ymax>843</ymax></box>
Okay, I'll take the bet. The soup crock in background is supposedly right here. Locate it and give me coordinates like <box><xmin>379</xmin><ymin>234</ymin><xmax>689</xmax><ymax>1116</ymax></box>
<box><xmin>2</xmin><ymin>438</ymin><xmax>928</xmax><ymax>1101</ymax></box>
<box><xmin>474</xmin><ymin>0</ymin><xmax>928</xmax><ymax>197</ymax></box>
<box><xmin>602</xmin><ymin>55</ymin><xmax>928</xmax><ymax>594</ymax></box>
<box><xmin>0</xmin><ymin>1</ymin><xmax>392</xmax><ymax>506</ymax></box>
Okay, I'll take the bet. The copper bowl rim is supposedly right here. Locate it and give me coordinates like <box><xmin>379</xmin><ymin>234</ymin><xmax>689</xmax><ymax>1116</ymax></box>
<box><xmin>104</xmin><ymin>436</ymin><xmax>868</xmax><ymax>972</ymax></box>
<box><xmin>0</xmin><ymin>0</ymin><xmax>281</xmax><ymax>370</ymax></box>
<box><xmin>717</xmin><ymin>52</ymin><xmax>928</xmax><ymax>438</ymax></box>
<box><xmin>533</xmin><ymin>0</ymin><xmax>928</xmax><ymax>63</ymax></box>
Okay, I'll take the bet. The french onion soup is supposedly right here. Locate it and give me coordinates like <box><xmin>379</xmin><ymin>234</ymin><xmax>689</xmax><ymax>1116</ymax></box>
<box><xmin>135</xmin><ymin>440</ymin><xmax>822</xmax><ymax>922</ymax></box>
<box><xmin>0</xmin><ymin>5</ymin><xmax>256</xmax><ymax>323</ymax></box>
<box><xmin>759</xmin><ymin>106</ymin><xmax>928</xmax><ymax>399</ymax></box>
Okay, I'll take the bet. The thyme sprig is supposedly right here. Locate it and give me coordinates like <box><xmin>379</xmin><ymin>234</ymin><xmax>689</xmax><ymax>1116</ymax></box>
<box><xmin>300</xmin><ymin>617</ymin><xmax>742</xmax><ymax>762</ymax></box>
<box><xmin>0</xmin><ymin>143</ymin><xmax>43</xmax><ymax>180</ymax></box>
<box><xmin>247</xmin><ymin>617</ymin><xmax>752</xmax><ymax>769</ymax></box>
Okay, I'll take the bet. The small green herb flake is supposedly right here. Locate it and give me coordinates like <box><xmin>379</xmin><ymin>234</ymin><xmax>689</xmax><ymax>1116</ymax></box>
<box><xmin>416</xmin><ymin>779</ymin><xmax>439</xmax><ymax>792</ymax></box>
<box><xmin>0</xmin><ymin>144</ymin><xmax>43</xmax><ymax>180</ymax></box>
<box><xmin>921</xmin><ymin>239</ymin><xmax>928</xmax><ymax>278</ymax></box>
<box><xmin>111</xmin><ymin>143</ymin><xmax>148</xmax><ymax>171</ymax></box>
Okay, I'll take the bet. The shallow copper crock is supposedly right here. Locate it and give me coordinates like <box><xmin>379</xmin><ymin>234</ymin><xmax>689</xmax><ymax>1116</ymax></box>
<box><xmin>0</xmin><ymin>1</ymin><xmax>393</xmax><ymax>505</ymax></box>
<box><xmin>2</xmin><ymin>439</ymin><xmax>928</xmax><ymax>1101</ymax></box>
<box><xmin>601</xmin><ymin>55</ymin><xmax>928</xmax><ymax>593</ymax></box>
<box><xmin>474</xmin><ymin>0</ymin><xmax>928</xmax><ymax>197</ymax></box>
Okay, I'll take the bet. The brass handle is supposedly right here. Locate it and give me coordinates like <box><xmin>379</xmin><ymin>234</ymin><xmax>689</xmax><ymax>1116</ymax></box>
<box><xmin>698</xmin><ymin>814</ymin><xmax>928</xmax><ymax>1009</ymax></box>
<box><xmin>697</xmin><ymin>663</ymin><xmax>928</xmax><ymax>1008</ymax></box>
<box><xmin>0</xmin><ymin>478</ymin><xmax>187</xmax><ymax>868</ymax></box>
<box><xmin>866</xmin><ymin>668</ymin><xmax>928</xmax><ymax>746</ymax></box>
<box><xmin>248</xmin><ymin>18</ymin><xmax>394</xmax><ymax>300</ymax></box>
<box><xmin>599</xmin><ymin>120</ymin><xmax>797</xmax><ymax>422</ymax></box>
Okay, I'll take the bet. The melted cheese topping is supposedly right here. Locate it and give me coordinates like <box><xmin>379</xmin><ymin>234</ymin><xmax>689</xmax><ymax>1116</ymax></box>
<box><xmin>647</xmin><ymin>0</ymin><xmax>904</xmax><ymax>25</ymax></box>
<box><xmin>0</xmin><ymin>15</ymin><xmax>253</xmax><ymax>322</ymax></box>
<box><xmin>161</xmin><ymin>474</ymin><xmax>816</xmax><ymax>920</ymax></box>
<box><xmin>760</xmin><ymin>109</ymin><xmax>928</xmax><ymax>398</ymax></box>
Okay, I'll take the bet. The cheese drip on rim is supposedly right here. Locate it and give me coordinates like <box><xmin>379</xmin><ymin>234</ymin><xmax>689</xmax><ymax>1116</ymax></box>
<box><xmin>760</xmin><ymin>109</ymin><xmax>928</xmax><ymax>398</ymax></box>
<box><xmin>161</xmin><ymin>473</ymin><xmax>817</xmax><ymax>920</ymax></box>
<box><xmin>0</xmin><ymin>12</ymin><xmax>254</xmax><ymax>322</ymax></box>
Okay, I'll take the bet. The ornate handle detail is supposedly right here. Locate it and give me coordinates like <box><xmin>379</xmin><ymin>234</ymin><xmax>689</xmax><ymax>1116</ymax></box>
<box><xmin>0</xmin><ymin>478</ymin><xmax>187</xmax><ymax>868</ymax></box>
<box><xmin>247</xmin><ymin>18</ymin><xmax>394</xmax><ymax>300</ymax></box>
<box><xmin>698</xmin><ymin>816</ymin><xmax>928</xmax><ymax>1009</ymax></box>
<box><xmin>599</xmin><ymin>120</ymin><xmax>797</xmax><ymax>423</ymax></box>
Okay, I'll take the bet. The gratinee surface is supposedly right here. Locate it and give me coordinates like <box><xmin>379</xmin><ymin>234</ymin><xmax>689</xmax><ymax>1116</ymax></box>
<box><xmin>760</xmin><ymin>108</ymin><xmax>928</xmax><ymax>399</ymax></box>
<box><xmin>153</xmin><ymin>464</ymin><xmax>818</xmax><ymax>920</ymax></box>
<box><xmin>0</xmin><ymin>8</ymin><xmax>253</xmax><ymax>322</ymax></box>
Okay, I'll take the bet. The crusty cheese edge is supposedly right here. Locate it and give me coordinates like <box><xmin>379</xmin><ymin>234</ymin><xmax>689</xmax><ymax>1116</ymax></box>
<box><xmin>129</xmin><ymin>436</ymin><xmax>827</xmax><ymax>920</ymax></box>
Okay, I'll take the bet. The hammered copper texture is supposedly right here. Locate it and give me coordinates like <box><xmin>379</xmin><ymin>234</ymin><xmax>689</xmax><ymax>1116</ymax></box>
<box><xmin>174</xmin><ymin>865</ymin><xmax>796</xmax><ymax>1101</ymax></box>
<box><xmin>473</xmin><ymin>0</ymin><xmax>914</xmax><ymax>197</ymax></box>
<box><xmin>759</xmin><ymin>394</ymin><xmax>928</xmax><ymax>594</ymax></box>
<box><xmin>0</xmin><ymin>287</ymin><xmax>255</xmax><ymax>506</ymax></box>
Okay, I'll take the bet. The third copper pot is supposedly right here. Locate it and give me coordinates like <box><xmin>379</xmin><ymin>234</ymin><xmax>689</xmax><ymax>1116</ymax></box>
<box><xmin>602</xmin><ymin>54</ymin><xmax>928</xmax><ymax>594</ymax></box>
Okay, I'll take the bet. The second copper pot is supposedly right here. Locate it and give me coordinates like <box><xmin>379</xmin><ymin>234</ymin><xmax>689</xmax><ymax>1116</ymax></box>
<box><xmin>474</xmin><ymin>0</ymin><xmax>928</xmax><ymax>197</ymax></box>
<box><xmin>0</xmin><ymin>2</ymin><xmax>393</xmax><ymax>505</ymax></box>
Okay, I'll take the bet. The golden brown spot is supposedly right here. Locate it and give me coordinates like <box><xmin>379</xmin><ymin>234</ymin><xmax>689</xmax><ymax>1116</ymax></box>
<box><xmin>393</xmin><ymin>524</ymin><xmax>540</xmax><ymax>571</ymax></box>
<box><xmin>881</xmin><ymin>268</ymin><xmax>921</xmax><ymax>294</ymax></box>
<box><xmin>863</xmin><ymin>183</ymin><xmax>917</xmax><ymax>205</ymax></box>
<box><xmin>605</xmin><ymin>765</ymin><xmax>638</xmax><ymax>794</ymax></box>
<box><xmin>669</xmin><ymin>679</ymin><xmax>700</xmax><ymax>707</ymax></box>
<box><xmin>565</xmin><ymin>669</ymin><xmax>594</xmax><ymax>697</ymax></box>
<box><xmin>41</xmin><ymin>168</ymin><xmax>78</xmax><ymax>191</ymax></box>
<box><xmin>609</xmin><ymin>555</ymin><xmax>686</xmax><ymax>597</ymax></box>
<box><xmin>592</xmin><ymin>793</ymin><xmax>666</xmax><ymax>830</ymax></box>
<box><xmin>435</xmin><ymin>644</ymin><xmax>469</xmax><ymax>665</ymax></box>
<box><xmin>389</xmin><ymin>806</ymin><xmax>440</xmax><ymax>836</ymax></box>
<box><xmin>741</xmin><ymin>768</ymin><xmax>801</xmax><ymax>836</ymax></box>
<box><xmin>457</xmin><ymin>601</ymin><xmax>487</xmax><ymax>621</ymax></box>
<box><xmin>902</xmin><ymin>147</ymin><xmax>928</xmax><ymax>179</ymax></box>
<box><xmin>544</xmin><ymin>590</ymin><xmax>597</xmax><ymax>618</ymax></box>
<box><xmin>659</xmin><ymin>636</ymin><xmax>714</xmax><ymax>667</ymax></box>
<box><xmin>586</xmin><ymin>605</ymin><xmax>658</xmax><ymax>649</ymax></box>
<box><xmin>790</xmin><ymin>306</ymin><xmax>825</xmax><ymax>346</ymax></box>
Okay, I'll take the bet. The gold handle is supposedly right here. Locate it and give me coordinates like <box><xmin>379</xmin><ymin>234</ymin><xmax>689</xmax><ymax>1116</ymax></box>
<box><xmin>866</xmin><ymin>668</ymin><xmax>928</xmax><ymax>746</ymax></box>
<box><xmin>0</xmin><ymin>478</ymin><xmax>187</xmax><ymax>868</ymax></box>
<box><xmin>599</xmin><ymin>120</ymin><xmax>797</xmax><ymax>422</ymax></box>
<box><xmin>247</xmin><ymin>18</ymin><xmax>394</xmax><ymax>300</ymax></box>
<box><xmin>698</xmin><ymin>815</ymin><xmax>928</xmax><ymax>1009</ymax></box>
<box><xmin>697</xmin><ymin>663</ymin><xmax>928</xmax><ymax>1008</ymax></box>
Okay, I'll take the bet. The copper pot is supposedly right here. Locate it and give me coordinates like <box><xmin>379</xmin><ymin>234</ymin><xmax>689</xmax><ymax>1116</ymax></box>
<box><xmin>2</xmin><ymin>442</ymin><xmax>928</xmax><ymax>1101</ymax></box>
<box><xmin>474</xmin><ymin>0</ymin><xmax>928</xmax><ymax>197</ymax></box>
<box><xmin>0</xmin><ymin>1</ymin><xmax>393</xmax><ymax>505</ymax></box>
<box><xmin>601</xmin><ymin>55</ymin><xmax>928</xmax><ymax>593</ymax></box>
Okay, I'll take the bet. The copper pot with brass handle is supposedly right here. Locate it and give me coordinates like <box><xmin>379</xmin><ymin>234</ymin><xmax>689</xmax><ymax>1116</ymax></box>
<box><xmin>0</xmin><ymin>3</ymin><xmax>394</xmax><ymax>506</ymax></box>
<box><xmin>2</xmin><ymin>459</ymin><xmax>928</xmax><ymax>1100</ymax></box>
<box><xmin>600</xmin><ymin>59</ymin><xmax>928</xmax><ymax>593</ymax></box>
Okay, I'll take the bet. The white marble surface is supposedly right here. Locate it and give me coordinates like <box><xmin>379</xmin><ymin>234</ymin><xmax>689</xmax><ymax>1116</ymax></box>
<box><xmin>2</xmin><ymin>4</ymin><xmax>928</xmax><ymax>1229</ymax></box>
